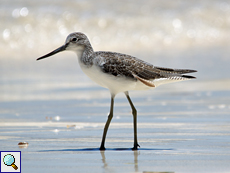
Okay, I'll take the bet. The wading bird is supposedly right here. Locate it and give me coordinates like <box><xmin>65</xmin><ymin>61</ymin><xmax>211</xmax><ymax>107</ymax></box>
<box><xmin>37</xmin><ymin>32</ymin><xmax>196</xmax><ymax>150</ymax></box>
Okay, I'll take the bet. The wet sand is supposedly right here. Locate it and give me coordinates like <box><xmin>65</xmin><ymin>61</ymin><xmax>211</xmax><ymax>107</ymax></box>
<box><xmin>1</xmin><ymin>80</ymin><xmax>230</xmax><ymax>173</ymax></box>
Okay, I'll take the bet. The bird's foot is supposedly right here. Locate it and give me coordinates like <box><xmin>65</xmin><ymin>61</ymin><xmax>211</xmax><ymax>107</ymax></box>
<box><xmin>99</xmin><ymin>145</ymin><xmax>106</xmax><ymax>150</ymax></box>
<box><xmin>132</xmin><ymin>143</ymin><xmax>140</xmax><ymax>150</ymax></box>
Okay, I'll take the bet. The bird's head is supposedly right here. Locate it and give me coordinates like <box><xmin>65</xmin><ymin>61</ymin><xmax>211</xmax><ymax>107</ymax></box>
<box><xmin>37</xmin><ymin>32</ymin><xmax>90</xmax><ymax>61</ymax></box>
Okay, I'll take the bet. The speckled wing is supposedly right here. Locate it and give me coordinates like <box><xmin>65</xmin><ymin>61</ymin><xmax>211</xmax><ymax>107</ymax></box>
<box><xmin>97</xmin><ymin>51</ymin><xmax>196</xmax><ymax>85</ymax></box>
<box><xmin>97</xmin><ymin>51</ymin><xmax>158</xmax><ymax>79</ymax></box>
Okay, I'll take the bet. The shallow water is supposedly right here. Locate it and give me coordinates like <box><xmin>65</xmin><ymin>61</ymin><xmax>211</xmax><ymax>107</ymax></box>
<box><xmin>1</xmin><ymin>0</ymin><xmax>230</xmax><ymax>173</ymax></box>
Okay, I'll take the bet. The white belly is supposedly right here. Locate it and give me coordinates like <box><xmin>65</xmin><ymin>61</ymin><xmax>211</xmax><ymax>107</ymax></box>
<box><xmin>80</xmin><ymin>64</ymin><xmax>150</xmax><ymax>95</ymax></box>
<box><xmin>79</xmin><ymin>62</ymin><xmax>188</xmax><ymax>95</ymax></box>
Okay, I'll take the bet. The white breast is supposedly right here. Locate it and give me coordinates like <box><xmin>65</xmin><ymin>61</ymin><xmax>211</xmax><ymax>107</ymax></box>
<box><xmin>79</xmin><ymin>63</ymin><xmax>151</xmax><ymax>95</ymax></box>
<box><xmin>77</xmin><ymin>55</ymin><xmax>188</xmax><ymax>95</ymax></box>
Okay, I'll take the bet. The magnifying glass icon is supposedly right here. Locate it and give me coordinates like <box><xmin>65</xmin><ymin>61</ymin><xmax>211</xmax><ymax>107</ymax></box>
<box><xmin>3</xmin><ymin>154</ymin><xmax>18</xmax><ymax>170</ymax></box>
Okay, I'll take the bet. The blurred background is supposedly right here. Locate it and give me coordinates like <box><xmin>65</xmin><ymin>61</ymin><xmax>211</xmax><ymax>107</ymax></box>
<box><xmin>0</xmin><ymin>0</ymin><xmax>230</xmax><ymax>101</ymax></box>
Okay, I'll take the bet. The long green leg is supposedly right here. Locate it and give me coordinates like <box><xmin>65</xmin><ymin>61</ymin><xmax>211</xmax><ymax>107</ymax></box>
<box><xmin>100</xmin><ymin>94</ymin><xmax>115</xmax><ymax>150</ymax></box>
<box><xmin>125</xmin><ymin>91</ymin><xmax>140</xmax><ymax>150</ymax></box>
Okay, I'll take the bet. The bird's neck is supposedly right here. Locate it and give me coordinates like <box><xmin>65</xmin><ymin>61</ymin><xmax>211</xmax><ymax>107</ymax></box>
<box><xmin>77</xmin><ymin>44</ymin><xmax>94</xmax><ymax>67</ymax></box>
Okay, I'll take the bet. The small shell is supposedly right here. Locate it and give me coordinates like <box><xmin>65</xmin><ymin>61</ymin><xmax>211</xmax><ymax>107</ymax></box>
<box><xmin>18</xmin><ymin>142</ymin><xmax>29</xmax><ymax>148</ymax></box>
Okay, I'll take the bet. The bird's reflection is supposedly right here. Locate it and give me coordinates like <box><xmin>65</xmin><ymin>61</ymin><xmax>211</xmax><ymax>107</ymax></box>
<box><xmin>133</xmin><ymin>150</ymin><xmax>139</xmax><ymax>172</ymax></box>
<box><xmin>100</xmin><ymin>151</ymin><xmax>109</xmax><ymax>172</ymax></box>
<box><xmin>39</xmin><ymin>147</ymin><xmax>173</xmax><ymax>172</ymax></box>
<box><xmin>100</xmin><ymin>149</ymin><xmax>140</xmax><ymax>172</ymax></box>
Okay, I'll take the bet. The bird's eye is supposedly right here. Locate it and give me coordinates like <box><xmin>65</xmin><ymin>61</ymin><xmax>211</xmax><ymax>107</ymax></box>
<box><xmin>72</xmin><ymin>38</ymin><xmax>77</xmax><ymax>42</ymax></box>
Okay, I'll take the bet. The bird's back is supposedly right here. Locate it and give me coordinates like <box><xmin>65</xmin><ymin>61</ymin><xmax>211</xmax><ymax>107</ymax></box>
<box><xmin>95</xmin><ymin>51</ymin><xmax>196</xmax><ymax>81</ymax></box>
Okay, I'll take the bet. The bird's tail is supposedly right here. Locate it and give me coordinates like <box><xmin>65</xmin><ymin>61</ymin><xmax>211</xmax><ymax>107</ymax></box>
<box><xmin>181</xmin><ymin>74</ymin><xmax>196</xmax><ymax>79</ymax></box>
<box><xmin>155</xmin><ymin>66</ymin><xmax>197</xmax><ymax>74</ymax></box>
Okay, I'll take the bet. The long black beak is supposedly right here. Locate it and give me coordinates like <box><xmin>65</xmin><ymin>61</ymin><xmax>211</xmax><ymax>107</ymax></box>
<box><xmin>37</xmin><ymin>45</ymin><xmax>66</xmax><ymax>61</ymax></box>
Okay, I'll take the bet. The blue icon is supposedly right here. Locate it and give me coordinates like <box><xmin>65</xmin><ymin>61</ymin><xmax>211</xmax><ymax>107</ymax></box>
<box><xmin>3</xmin><ymin>154</ymin><xmax>18</xmax><ymax>170</ymax></box>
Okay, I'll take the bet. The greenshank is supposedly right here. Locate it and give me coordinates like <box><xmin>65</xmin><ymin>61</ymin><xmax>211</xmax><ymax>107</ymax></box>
<box><xmin>37</xmin><ymin>32</ymin><xmax>197</xmax><ymax>150</ymax></box>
